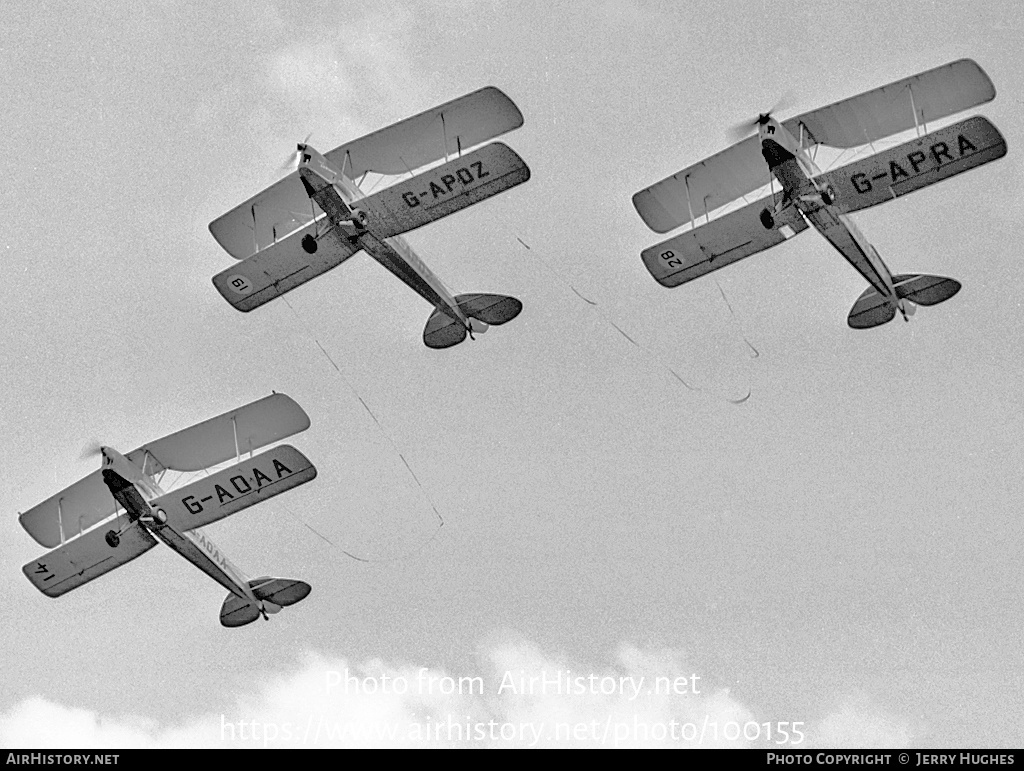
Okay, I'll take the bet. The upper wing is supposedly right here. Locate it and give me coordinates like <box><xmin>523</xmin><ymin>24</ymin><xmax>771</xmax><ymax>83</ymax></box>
<box><xmin>132</xmin><ymin>393</ymin><xmax>310</xmax><ymax>474</ymax></box>
<box><xmin>212</xmin><ymin>221</ymin><xmax>361</xmax><ymax>311</ymax></box>
<box><xmin>633</xmin><ymin>60</ymin><xmax>996</xmax><ymax>235</ymax></box>
<box><xmin>209</xmin><ymin>87</ymin><xmax>523</xmax><ymax>260</ymax></box>
<box><xmin>18</xmin><ymin>471</ymin><xmax>121</xmax><ymax>549</ymax></box>
<box><xmin>324</xmin><ymin>86</ymin><xmax>523</xmax><ymax>178</ymax></box>
<box><xmin>358</xmin><ymin>142</ymin><xmax>530</xmax><ymax>238</ymax></box>
<box><xmin>633</xmin><ymin>134</ymin><xmax>766</xmax><ymax>233</ymax></box>
<box><xmin>822</xmin><ymin>116</ymin><xmax>1007</xmax><ymax>215</ymax></box>
<box><xmin>23</xmin><ymin>521</ymin><xmax>157</xmax><ymax>598</ymax></box>
<box><xmin>640</xmin><ymin>195</ymin><xmax>808</xmax><ymax>288</ymax></box>
<box><xmin>19</xmin><ymin>394</ymin><xmax>311</xmax><ymax>548</ymax></box>
<box><xmin>785</xmin><ymin>59</ymin><xmax>995</xmax><ymax>149</ymax></box>
<box><xmin>210</xmin><ymin>172</ymin><xmax>321</xmax><ymax>260</ymax></box>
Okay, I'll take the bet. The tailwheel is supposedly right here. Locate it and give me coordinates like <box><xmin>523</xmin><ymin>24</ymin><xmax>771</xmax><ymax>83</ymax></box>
<box><xmin>105</xmin><ymin>530</ymin><xmax>120</xmax><ymax>548</ymax></box>
<box><xmin>898</xmin><ymin>298</ymin><xmax>917</xmax><ymax>322</ymax></box>
<box><xmin>301</xmin><ymin>234</ymin><xmax>318</xmax><ymax>254</ymax></box>
<box><xmin>759</xmin><ymin>208</ymin><xmax>775</xmax><ymax>230</ymax></box>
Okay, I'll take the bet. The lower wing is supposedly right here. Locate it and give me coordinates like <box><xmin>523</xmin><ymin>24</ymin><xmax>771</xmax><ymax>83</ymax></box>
<box><xmin>640</xmin><ymin>196</ymin><xmax>809</xmax><ymax>287</ymax></box>
<box><xmin>823</xmin><ymin>116</ymin><xmax>1007</xmax><ymax>216</ymax></box>
<box><xmin>211</xmin><ymin>222</ymin><xmax>361</xmax><ymax>311</ymax></box>
<box><xmin>360</xmin><ymin>142</ymin><xmax>530</xmax><ymax>238</ymax></box>
<box><xmin>152</xmin><ymin>445</ymin><xmax>317</xmax><ymax>531</ymax></box>
<box><xmin>24</xmin><ymin>522</ymin><xmax>157</xmax><ymax>598</ymax></box>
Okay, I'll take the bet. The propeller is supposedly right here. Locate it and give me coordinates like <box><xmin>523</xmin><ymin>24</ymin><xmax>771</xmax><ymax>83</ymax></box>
<box><xmin>277</xmin><ymin>133</ymin><xmax>313</xmax><ymax>175</ymax></box>
<box><xmin>725</xmin><ymin>92</ymin><xmax>794</xmax><ymax>144</ymax></box>
<box><xmin>79</xmin><ymin>440</ymin><xmax>104</xmax><ymax>462</ymax></box>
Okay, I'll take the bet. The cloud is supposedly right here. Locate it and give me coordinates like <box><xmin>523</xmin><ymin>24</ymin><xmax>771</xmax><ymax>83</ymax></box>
<box><xmin>0</xmin><ymin>640</ymin><xmax>740</xmax><ymax>748</ymax></box>
<box><xmin>808</xmin><ymin>697</ymin><xmax>914</xmax><ymax>749</ymax></box>
<box><xmin>264</xmin><ymin>7</ymin><xmax>423</xmax><ymax>144</ymax></box>
<box><xmin>0</xmin><ymin>640</ymin><xmax>916</xmax><ymax>748</ymax></box>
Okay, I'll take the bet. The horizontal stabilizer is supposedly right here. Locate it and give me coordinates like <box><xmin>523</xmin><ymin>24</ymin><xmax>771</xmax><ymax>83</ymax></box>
<box><xmin>824</xmin><ymin>116</ymin><xmax>1007</xmax><ymax>216</ymax></box>
<box><xmin>359</xmin><ymin>143</ymin><xmax>530</xmax><ymax>238</ymax></box>
<box><xmin>212</xmin><ymin>222</ymin><xmax>361</xmax><ymax>312</ymax></box>
<box><xmin>220</xmin><ymin>578</ymin><xmax>310</xmax><ymax>627</ymax></box>
<box><xmin>456</xmin><ymin>293</ymin><xmax>522</xmax><ymax>325</ymax></box>
<box><xmin>848</xmin><ymin>286</ymin><xmax>897</xmax><ymax>329</ymax></box>
<box><xmin>220</xmin><ymin>598</ymin><xmax>260</xmax><ymax>627</ymax></box>
<box><xmin>23</xmin><ymin>522</ymin><xmax>157</xmax><ymax>598</ymax></box>
<box><xmin>641</xmin><ymin>194</ymin><xmax>809</xmax><ymax>287</ymax></box>
<box><xmin>893</xmin><ymin>274</ymin><xmax>961</xmax><ymax>306</ymax></box>
<box><xmin>152</xmin><ymin>444</ymin><xmax>317</xmax><ymax>532</ymax></box>
<box><xmin>250</xmin><ymin>577</ymin><xmax>312</xmax><ymax>606</ymax></box>
<box><xmin>847</xmin><ymin>274</ymin><xmax>960</xmax><ymax>329</ymax></box>
<box><xmin>422</xmin><ymin>294</ymin><xmax>523</xmax><ymax>349</ymax></box>
<box><xmin>423</xmin><ymin>308</ymin><xmax>467</xmax><ymax>349</ymax></box>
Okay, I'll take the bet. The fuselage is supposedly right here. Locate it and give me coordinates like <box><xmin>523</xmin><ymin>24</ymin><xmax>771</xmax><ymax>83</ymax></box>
<box><xmin>297</xmin><ymin>145</ymin><xmax>469</xmax><ymax>326</ymax></box>
<box><xmin>99</xmin><ymin>449</ymin><xmax>258</xmax><ymax>606</ymax></box>
<box><xmin>758</xmin><ymin>119</ymin><xmax>896</xmax><ymax>301</ymax></box>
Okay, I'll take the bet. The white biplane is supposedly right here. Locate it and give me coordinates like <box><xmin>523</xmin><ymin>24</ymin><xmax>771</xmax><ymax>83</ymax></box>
<box><xmin>209</xmin><ymin>86</ymin><xmax>531</xmax><ymax>349</ymax></box>
<box><xmin>633</xmin><ymin>59</ymin><xmax>1008</xmax><ymax>328</ymax></box>
<box><xmin>19</xmin><ymin>394</ymin><xmax>318</xmax><ymax>628</ymax></box>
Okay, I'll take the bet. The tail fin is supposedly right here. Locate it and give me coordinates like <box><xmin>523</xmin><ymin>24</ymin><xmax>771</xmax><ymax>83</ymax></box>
<box><xmin>848</xmin><ymin>274</ymin><xmax>960</xmax><ymax>329</ymax></box>
<box><xmin>219</xmin><ymin>578</ymin><xmax>311</xmax><ymax>628</ymax></box>
<box><xmin>422</xmin><ymin>294</ymin><xmax>523</xmax><ymax>349</ymax></box>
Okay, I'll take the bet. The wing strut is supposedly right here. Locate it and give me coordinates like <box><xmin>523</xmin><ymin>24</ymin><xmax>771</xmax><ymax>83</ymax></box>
<box><xmin>683</xmin><ymin>174</ymin><xmax>696</xmax><ymax>231</ymax></box>
<box><xmin>57</xmin><ymin>498</ymin><xmax>65</xmax><ymax>545</ymax></box>
<box><xmin>441</xmin><ymin>112</ymin><xmax>449</xmax><ymax>163</ymax></box>
<box><xmin>231</xmin><ymin>416</ymin><xmax>240</xmax><ymax>464</ymax></box>
<box><xmin>908</xmin><ymin>84</ymin><xmax>922</xmax><ymax>138</ymax></box>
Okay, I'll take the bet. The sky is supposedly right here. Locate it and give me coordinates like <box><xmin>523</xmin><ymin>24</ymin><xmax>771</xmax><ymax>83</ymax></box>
<box><xmin>1</xmin><ymin>0</ymin><xmax>1022</xmax><ymax>749</ymax></box>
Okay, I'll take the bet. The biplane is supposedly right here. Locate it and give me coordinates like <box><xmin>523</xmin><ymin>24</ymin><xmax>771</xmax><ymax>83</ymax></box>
<box><xmin>19</xmin><ymin>394</ymin><xmax>318</xmax><ymax>628</ymax></box>
<box><xmin>632</xmin><ymin>59</ymin><xmax>1008</xmax><ymax>328</ymax></box>
<box><xmin>209</xmin><ymin>86</ymin><xmax>531</xmax><ymax>349</ymax></box>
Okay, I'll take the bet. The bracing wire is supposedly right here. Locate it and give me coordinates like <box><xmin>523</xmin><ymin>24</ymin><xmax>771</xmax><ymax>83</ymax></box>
<box><xmin>512</xmin><ymin>235</ymin><xmax>754</xmax><ymax>405</ymax></box>
<box><xmin>278</xmin><ymin>294</ymin><xmax>445</xmax><ymax>563</ymax></box>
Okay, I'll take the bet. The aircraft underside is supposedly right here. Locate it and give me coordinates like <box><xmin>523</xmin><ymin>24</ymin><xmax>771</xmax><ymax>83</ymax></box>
<box><xmin>359</xmin><ymin>232</ymin><xmax>462</xmax><ymax>318</ymax></box>
<box><xmin>772</xmin><ymin>156</ymin><xmax>895</xmax><ymax>300</ymax></box>
<box><xmin>100</xmin><ymin>468</ymin><xmax>308</xmax><ymax>626</ymax></box>
<box><xmin>804</xmin><ymin>208</ymin><xmax>892</xmax><ymax>299</ymax></box>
